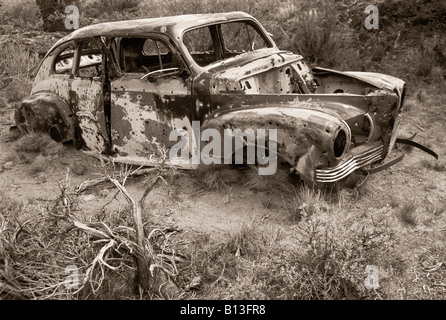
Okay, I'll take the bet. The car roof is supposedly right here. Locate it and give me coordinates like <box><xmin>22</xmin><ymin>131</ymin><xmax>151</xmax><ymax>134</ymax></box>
<box><xmin>51</xmin><ymin>11</ymin><xmax>255</xmax><ymax>49</ymax></box>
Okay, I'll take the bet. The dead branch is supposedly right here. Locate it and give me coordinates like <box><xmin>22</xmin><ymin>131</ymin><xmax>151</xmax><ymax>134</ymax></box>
<box><xmin>76</xmin><ymin>167</ymin><xmax>159</xmax><ymax>193</ymax></box>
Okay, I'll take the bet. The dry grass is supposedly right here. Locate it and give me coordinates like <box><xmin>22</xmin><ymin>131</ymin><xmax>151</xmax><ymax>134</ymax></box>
<box><xmin>69</xmin><ymin>161</ymin><xmax>89</xmax><ymax>176</ymax></box>
<box><xmin>399</xmin><ymin>202</ymin><xmax>418</xmax><ymax>227</ymax></box>
<box><xmin>243</xmin><ymin>165</ymin><xmax>294</xmax><ymax>193</ymax></box>
<box><xmin>285</xmin><ymin>184</ymin><xmax>327</xmax><ymax>222</ymax></box>
<box><xmin>421</xmin><ymin>159</ymin><xmax>446</xmax><ymax>172</ymax></box>
<box><xmin>28</xmin><ymin>155</ymin><xmax>47</xmax><ymax>176</ymax></box>
<box><xmin>14</xmin><ymin>132</ymin><xmax>63</xmax><ymax>155</ymax></box>
<box><xmin>0</xmin><ymin>42</ymin><xmax>40</xmax><ymax>79</ymax></box>
<box><xmin>194</xmin><ymin>164</ymin><xmax>243</xmax><ymax>192</ymax></box>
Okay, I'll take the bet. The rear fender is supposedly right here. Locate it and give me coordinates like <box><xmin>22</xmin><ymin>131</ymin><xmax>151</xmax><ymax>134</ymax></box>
<box><xmin>15</xmin><ymin>92</ymin><xmax>75</xmax><ymax>143</ymax></box>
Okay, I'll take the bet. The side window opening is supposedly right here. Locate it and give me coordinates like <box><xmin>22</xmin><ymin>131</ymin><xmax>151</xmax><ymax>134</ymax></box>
<box><xmin>121</xmin><ymin>37</ymin><xmax>180</xmax><ymax>74</ymax></box>
<box><xmin>182</xmin><ymin>27</ymin><xmax>216</xmax><ymax>67</ymax></box>
<box><xmin>76</xmin><ymin>38</ymin><xmax>103</xmax><ymax>78</ymax></box>
<box><xmin>221</xmin><ymin>22</ymin><xmax>269</xmax><ymax>55</ymax></box>
<box><xmin>53</xmin><ymin>43</ymin><xmax>75</xmax><ymax>74</ymax></box>
<box><xmin>183</xmin><ymin>20</ymin><xmax>272</xmax><ymax>67</ymax></box>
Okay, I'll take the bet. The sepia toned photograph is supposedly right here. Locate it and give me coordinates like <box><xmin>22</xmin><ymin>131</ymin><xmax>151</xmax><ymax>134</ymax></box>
<box><xmin>0</xmin><ymin>0</ymin><xmax>444</xmax><ymax>304</ymax></box>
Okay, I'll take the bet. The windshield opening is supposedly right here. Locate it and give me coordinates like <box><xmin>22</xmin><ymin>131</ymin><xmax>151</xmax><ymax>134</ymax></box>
<box><xmin>183</xmin><ymin>20</ymin><xmax>272</xmax><ymax>67</ymax></box>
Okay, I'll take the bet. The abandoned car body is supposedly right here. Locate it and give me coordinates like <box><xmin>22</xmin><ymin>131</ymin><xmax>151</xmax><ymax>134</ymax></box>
<box><xmin>14</xmin><ymin>12</ymin><xmax>437</xmax><ymax>183</ymax></box>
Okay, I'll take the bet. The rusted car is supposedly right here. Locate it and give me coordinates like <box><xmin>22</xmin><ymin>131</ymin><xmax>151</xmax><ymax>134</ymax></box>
<box><xmin>14</xmin><ymin>12</ymin><xmax>437</xmax><ymax>183</ymax></box>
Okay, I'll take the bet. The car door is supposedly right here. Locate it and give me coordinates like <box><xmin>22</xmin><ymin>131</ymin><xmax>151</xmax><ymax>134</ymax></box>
<box><xmin>109</xmin><ymin>35</ymin><xmax>195</xmax><ymax>166</ymax></box>
<box><xmin>70</xmin><ymin>37</ymin><xmax>110</xmax><ymax>153</ymax></box>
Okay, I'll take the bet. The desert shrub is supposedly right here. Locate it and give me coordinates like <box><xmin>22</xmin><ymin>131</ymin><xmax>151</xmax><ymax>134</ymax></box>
<box><xmin>15</xmin><ymin>131</ymin><xmax>61</xmax><ymax>154</ymax></box>
<box><xmin>273</xmin><ymin>0</ymin><xmax>341</xmax><ymax>66</ymax></box>
<box><xmin>421</xmin><ymin>159</ymin><xmax>446</xmax><ymax>173</ymax></box>
<box><xmin>69</xmin><ymin>161</ymin><xmax>89</xmax><ymax>176</ymax></box>
<box><xmin>194</xmin><ymin>164</ymin><xmax>243</xmax><ymax>192</ymax></box>
<box><xmin>399</xmin><ymin>202</ymin><xmax>418</xmax><ymax>227</ymax></box>
<box><xmin>243</xmin><ymin>165</ymin><xmax>293</xmax><ymax>193</ymax></box>
<box><xmin>0</xmin><ymin>0</ymin><xmax>43</xmax><ymax>30</ymax></box>
<box><xmin>3</xmin><ymin>79</ymin><xmax>33</xmax><ymax>103</ymax></box>
<box><xmin>0</xmin><ymin>41</ymin><xmax>40</xmax><ymax>79</ymax></box>
<box><xmin>14</xmin><ymin>131</ymin><xmax>64</xmax><ymax>165</ymax></box>
<box><xmin>28</xmin><ymin>155</ymin><xmax>48</xmax><ymax>176</ymax></box>
<box><xmin>286</xmin><ymin>184</ymin><xmax>327</xmax><ymax>222</ymax></box>
<box><xmin>35</xmin><ymin>0</ymin><xmax>68</xmax><ymax>32</ymax></box>
<box><xmin>409</xmin><ymin>35</ymin><xmax>446</xmax><ymax>83</ymax></box>
<box><xmin>223</xmin><ymin>206</ymin><xmax>400</xmax><ymax>299</ymax></box>
<box><xmin>224</xmin><ymin>221</ymin><xmax>279</xmax><ymax>260</ymax></box>
<box><xmin>181</xmin><ymin>221</ymin><xmax>285</xmax><ymax>297</ymax></box>
<box><xmin>82</xmin><ymin>0</ymin><xmax>141</xmax><ymax>19</ymax></box>
<box><xmin>0</xmin><ymin>191</ymin><xmax>137</xmax><ymax>299</ymax></box>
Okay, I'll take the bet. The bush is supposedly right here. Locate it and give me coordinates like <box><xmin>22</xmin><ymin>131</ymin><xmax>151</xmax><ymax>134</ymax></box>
<box><xmin>222</xmin><ymin>206</ymin><xmax>400</xmax><ymax>299</ymax></box>
<box><xmin>0</xmin><ymin>0</ymin><xmax>43</xmax><ymax>30</ymax></box>
<box><xmin>0</xmin><ymin>41</ymin><xmax>40</xmax><ymax>79</ymax></box>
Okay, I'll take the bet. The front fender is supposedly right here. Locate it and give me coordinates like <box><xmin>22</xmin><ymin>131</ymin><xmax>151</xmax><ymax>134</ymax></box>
<box><xmin>202</xmin><ymin>105</ymin><xmax>351</xmax><ymax>182</ymax></box>
<box><xmin>15</xmin><ymin>92</ymin><xmax>75</xmax><ymax>143</ymax></box>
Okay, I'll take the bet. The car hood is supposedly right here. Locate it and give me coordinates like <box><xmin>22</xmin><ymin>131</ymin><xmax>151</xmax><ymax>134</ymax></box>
<box><xmin>200</xmin><ymin>49</ymin><xmax>301</xmax><ymax>92</ymax></box>
<box><xmin>313</xmin><ymin>67</ymin><xmax>406</xmax><ymax>98</ymax></box>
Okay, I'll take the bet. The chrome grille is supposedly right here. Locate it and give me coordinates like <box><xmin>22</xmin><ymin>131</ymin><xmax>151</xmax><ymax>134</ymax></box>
<box><xmin>315</xmin><ymin>145</ymin><xmax>383</xmax><ymax>183</ymax></box>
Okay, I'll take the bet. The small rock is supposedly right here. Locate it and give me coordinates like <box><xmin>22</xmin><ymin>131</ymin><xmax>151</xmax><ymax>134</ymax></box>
<box><xmin>98</xmin><ymin>189</ymin><xmax>110</xmax><ymax>197</ymax></box>
<box><xmin>0</xmin><ymin>97</ymin><xmax>7</xmax><ymax>108</ymax></box>
<box><xmin>81</xmin><ymin>194</ymin><xmax>96</xmax><ymax>202</ymax></box>
<box><xmin>3</xmin><ymin>162</ymin><xmax>14</xmax><ymax>170</ymax></box>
